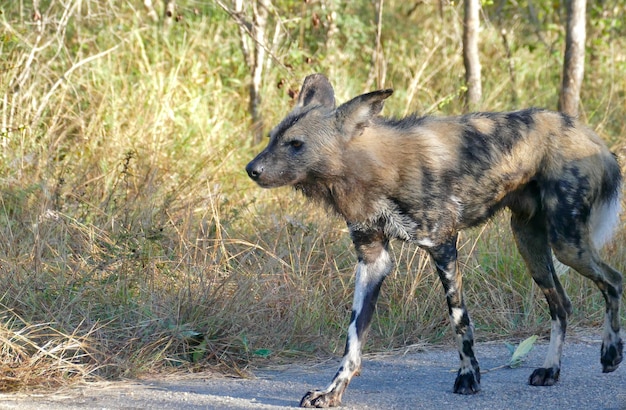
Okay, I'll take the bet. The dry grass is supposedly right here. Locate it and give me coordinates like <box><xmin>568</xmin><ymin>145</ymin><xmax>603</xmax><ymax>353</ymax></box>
<box><xmin>0</xmin><ymin>315</ymin><xmax>98</xmax><ymax>391</ymax></box>
<box><xmin>0</xmin><ymin>0</ymin><xmax>624</xmax><ymax>390</ymax></box>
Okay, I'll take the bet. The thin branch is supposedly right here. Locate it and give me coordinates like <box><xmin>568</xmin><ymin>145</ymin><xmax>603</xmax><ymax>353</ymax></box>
<box><xmin>214</xmin><ymin>0</ymin><xmax>289</xmax><ymax>72</ymax></box>
<box><xmin>143</xmin><ymin>0</ymin><xmax>159</xmax><ymax>22</ymax></box>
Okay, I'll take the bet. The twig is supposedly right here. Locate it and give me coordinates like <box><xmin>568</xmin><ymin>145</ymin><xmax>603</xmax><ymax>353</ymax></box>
<box><xmin>32</xmin><ymin>0</ymin><xmax>42</xmax><ymax>32</ymax></box>
<box><xmin>214</xmin><ymin>0</ymin><xmax>289</xmax><ymax>73</ymax></box>
<box><xmin>143</xmin><ymin>0</ymin><xmax>160</xmax><ymax>22</ymax></box>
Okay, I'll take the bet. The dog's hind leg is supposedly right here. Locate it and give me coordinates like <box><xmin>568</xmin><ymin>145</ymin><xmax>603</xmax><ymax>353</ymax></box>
<box><xmin>550</xmin><ymin>233</ymin><xmax>623</xmax><ymax>374</ymax></box>
<box><xmin>511</xmin><ymin>211</ymin><xmax>572</xmax><ymax>386</ymax></box>
<box><xmin>429</xmin><ymin>236</ymin><xmax>481</xmax><ymax>394</ymax></box>
<box><xmin>300</xmin><ymin>232</ymin><xmax>392</xmax><ymax>408</ymax></box>
<box><xmin>544</xmin><ymin>170</ymin><xmax>624</xmax><ymax>375</ymax></box>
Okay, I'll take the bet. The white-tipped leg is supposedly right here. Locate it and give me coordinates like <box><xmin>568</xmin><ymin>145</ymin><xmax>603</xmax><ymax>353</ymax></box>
<box><xmin>300</xmin><ymin>245</ymin><xmax>391</xmax><ymax>408</ymax></box>
<box><xmin>429</xmin><ymin>237</ymin><xmax>481</xmax><ymax>395</ymax></box>
<box><xmin>529</xmin><ymin>316</ymin><xmax>565</xmax><ymax>386</ymax></box>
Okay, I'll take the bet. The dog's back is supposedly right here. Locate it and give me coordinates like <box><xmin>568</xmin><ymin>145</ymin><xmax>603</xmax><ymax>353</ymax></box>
<box><xmin>302</xmin><ymin>107</ymin><xmax>621</xmax><ymax>248</ymax></box>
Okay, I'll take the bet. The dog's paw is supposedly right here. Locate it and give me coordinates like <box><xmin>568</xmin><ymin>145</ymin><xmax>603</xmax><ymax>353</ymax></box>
<box><xmin>529</xmin><ymin>366</ymin><xmax>560</xmax><ymax>386</ymax></box>
<box><xmin>601</xmin><ymin>337</ymin><xmax>623</xmax><ymax>373</ymax></box>
<box><xmin>300</xmin><ymin>390</ymin><xmax>342</xmax><ymax>408</ymax></box>
<box><xmin>453</xmin><ymin>367</ymin><xmax>481</xmax><ymax>395</ymax></box>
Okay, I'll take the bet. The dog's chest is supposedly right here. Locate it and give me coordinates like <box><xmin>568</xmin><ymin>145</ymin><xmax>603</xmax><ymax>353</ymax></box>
<box><xmin>349</xmin><ymin>198</ymin><xmax>443</xmax><ymax>247</ymax></box>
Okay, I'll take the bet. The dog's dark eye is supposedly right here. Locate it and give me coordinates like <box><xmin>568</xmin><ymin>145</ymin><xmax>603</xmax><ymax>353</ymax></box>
<box><xmin>289</xmin><ymin>140</ymin><xmax>304</xmax><ymax>150</ymax></box>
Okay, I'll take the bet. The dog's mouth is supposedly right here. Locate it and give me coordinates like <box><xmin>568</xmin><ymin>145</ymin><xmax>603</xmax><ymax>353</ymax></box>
<box><xmin>246</xmin><ymin>159</ymin><xmax>304</xmax><ymax>189</ymax></box>
<box><xmin>251</xmin><ymin>172</ymin><xmax>300</xmax><ymax>189</ymax></box>
<box><xmin>253</xmin><ymin>178</ymin><xmax>285</xmax><ymax>189</ymax></box>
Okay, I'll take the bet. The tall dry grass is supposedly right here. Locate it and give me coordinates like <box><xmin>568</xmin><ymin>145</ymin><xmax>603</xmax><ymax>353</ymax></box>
<box><xmin>0</xmin><ymin>0</ymin><xmax>624</xmax><ymax>390</ymax></box>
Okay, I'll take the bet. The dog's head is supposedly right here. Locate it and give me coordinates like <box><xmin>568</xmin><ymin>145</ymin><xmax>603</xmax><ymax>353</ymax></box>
<box><xmin>246</xmin><ymin>74</ymin><xmax>393</xmax><ymax>188</ymax></box>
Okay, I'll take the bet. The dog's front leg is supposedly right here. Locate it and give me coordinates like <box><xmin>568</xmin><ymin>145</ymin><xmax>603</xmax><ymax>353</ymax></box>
<box><xmin>300</xmin><ymin>234</ymin><xmax>391</xmax><ymax>408</ymax></box>
<box><xmin>429</xmin><ymin>236</ymin><xmax>481</xmax><ymax>394</ymax></box>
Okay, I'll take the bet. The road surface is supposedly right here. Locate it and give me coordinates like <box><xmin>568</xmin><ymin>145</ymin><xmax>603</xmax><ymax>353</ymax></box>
<box><xmin>1</xmin><ymin>335</ymin><xmax>624</xmax><ymax>409</ymax></box>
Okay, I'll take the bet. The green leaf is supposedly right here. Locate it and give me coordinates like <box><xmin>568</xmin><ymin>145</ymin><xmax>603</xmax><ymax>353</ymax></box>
<box><xmin>253</xmin><ymin>348</ymin><xmax>272</xmax><ymax>358</ymax></box>
<box><xmin>179</xmin><ymin>329</ymin><xmax>202</xmax><ymax>340</ymax></box>
<box><xmin>508</xmin><ymin>335</ymin><xmax>538</xmax><ymax>368</ymax></box>
<box><xmin>191</xmin><ymin>339</ymin><xmax>208</xmax><ymax>363</ymax></box>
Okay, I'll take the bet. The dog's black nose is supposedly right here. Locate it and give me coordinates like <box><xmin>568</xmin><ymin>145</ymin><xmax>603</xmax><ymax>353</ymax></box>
<box><xmin>246</xmin><ymin>161</ymin><xmax>263</xmax><ymax>180</ymax></box>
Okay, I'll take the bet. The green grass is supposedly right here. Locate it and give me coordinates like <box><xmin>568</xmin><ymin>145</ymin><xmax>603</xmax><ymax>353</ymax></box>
<box><xmin>0</xmin><ymin>0</ymin><xmax>625</xmax><ymax>390</ymax></box>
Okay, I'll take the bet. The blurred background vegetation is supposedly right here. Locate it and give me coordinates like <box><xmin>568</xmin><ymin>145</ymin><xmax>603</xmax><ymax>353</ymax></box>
<box><xmin>0</xmin><ymin>0</ymin><xmax>624</xmax><ymax>390</ymax></box>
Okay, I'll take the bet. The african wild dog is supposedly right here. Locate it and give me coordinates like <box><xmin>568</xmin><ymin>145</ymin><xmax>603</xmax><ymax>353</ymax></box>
<box><xmin>246</xmin><ymin>74</ymin><xmax>624</xmax><ymax>408</ymax></box>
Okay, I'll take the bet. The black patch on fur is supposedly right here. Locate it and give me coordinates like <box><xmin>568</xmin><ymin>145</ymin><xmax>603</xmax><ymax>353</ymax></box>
<box><xmin>547</xmin><ymin>166</ymin><xmax>592</xmax><ymax>251</ymax></box>
<box><xmin>301</xmin><ymin>88</ymin><xmax>317</xmax><ymax>107</ymax></box>
<box><xmin>272</xmin><ymin>109</ymin><xmax>311</xmax><ymax>140</ymax></box>
<box><xmin>506</xmin><ymin>108</ymin><xmax>539</xmax><ymax>127</ymax></box>
<box><xmin>458</xmin><ymin>110</ymin><xmax>537</xmax><ymax>174</ymax></box>
<box><xmin>419</xmin><ymin>168</ymin><xmax>440</xmax><ymax>210</ymax></box>
<box><xmin>354</xmin><ymin>280</ymin><xmax>385</xmax><ymax>340</ymax></box>
<box><xmin>559</xmin><ymin>111</ymin><xmax>575</xmax><ymax>128</ymax></box>
<box><xmin>600</xmin><ymin>154</ymin><xmax>623</xmax><ymax>202</ymax></box>
<box><xmin>529</xmin><ymin>366</ymin><xmax>560</xmax><ymax>386</ymax></box>
<box><xmin>428</xmin><ymin>239</ymin><xmax>458</xmax><ymax>267</ymax></box>
<box><xmin>601</xmin><ymin>338</ymin><xmax>623</xmax><ymax>372</ymax></box>
<box><xmin>454</xmin><ymin>367</ymin><xmax>481</xmax><ymax>394</ymax></box>
<box><xmin>462</xmin><ymin>339</ymin><xmax>476</xmax><ymax>360</ymax></box>
<box><xmin>459</xmin><ymin>126</ymin><xmax>494</xmax><ymax>172</ymax></box>
<box><xmin>378</xmin><ymin>113</ymin><xmax>427</xmax><ymax>130</ymax></box>
<box><xmin>459</xmin><ymin>308</ymin><xmax>471</xmax><ymax>328</ymax></box>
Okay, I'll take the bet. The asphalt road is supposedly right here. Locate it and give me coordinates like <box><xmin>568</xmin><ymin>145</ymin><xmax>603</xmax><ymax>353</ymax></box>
<box><xmin>1</xmin><ymin>335</ymin><xmax>625</xmax><ymax>409</ymax></box>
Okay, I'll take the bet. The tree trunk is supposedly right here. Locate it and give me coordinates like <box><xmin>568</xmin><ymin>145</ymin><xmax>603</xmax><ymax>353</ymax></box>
<box><xmin>463</xmin><ymin>0</ymin><xmax>482</xmax><ymax>112</ymax></box>
<box><xmin>558</xmin><ymin>0</ymin><xmax>586</xmax><ymax>117</ymax></box>
<box><xmin>164</xmin><ymin>0</ymin><xmax>176</xmax><ymax>27</ymax></box>
<box><xmin>250</xmin><ymin>0</ymin><xmax>269</xmax><ymax>144</ymax></box>
<box><xmin>222</xmin><ymin>0</ymin><xmax>271</xmax><ymax>144</ymax></box>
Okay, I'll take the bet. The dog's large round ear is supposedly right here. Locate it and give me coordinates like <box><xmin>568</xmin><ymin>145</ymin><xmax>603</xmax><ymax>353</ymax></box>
<box><xmin>335</xmin><ymin>89</ymin><xmax>393</xmax><ymax>139</ymax></box>
<box><xmin>296</xmin><ymin>73</ymin><xmax>336</xmax><ymax>109</ymax></box>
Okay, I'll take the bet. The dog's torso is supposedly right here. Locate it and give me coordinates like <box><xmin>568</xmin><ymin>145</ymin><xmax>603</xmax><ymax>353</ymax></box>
<box><xmin>297</xmin><ymin>108</ymin><xmax>615</xmax><ymax>248</ymax></box>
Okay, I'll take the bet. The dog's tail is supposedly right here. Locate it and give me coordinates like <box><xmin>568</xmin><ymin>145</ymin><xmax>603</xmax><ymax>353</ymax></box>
<box><xmin>590</xmin><ymin>154</ymin><xmax>622</xmax><ymax>250</ymax></box>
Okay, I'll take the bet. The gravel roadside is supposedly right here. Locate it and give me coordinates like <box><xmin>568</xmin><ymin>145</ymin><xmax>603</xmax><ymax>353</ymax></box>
<box><xmin>1</xmin><ymin>335</ymin><xmax>624</xmax><ymax>410</ymax></box>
